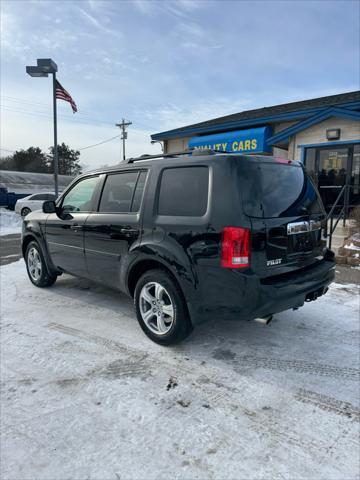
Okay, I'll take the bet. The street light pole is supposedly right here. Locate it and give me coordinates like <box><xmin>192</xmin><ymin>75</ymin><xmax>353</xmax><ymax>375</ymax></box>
<box><xmin>26</xmin><ymin>58</ymin><xmax>59</xmax><ymax>196</ymax></box>
<box><xmin>52</xmin><ymin>72</ymin><xmax>59</xmax><ymax>198</ymax></box>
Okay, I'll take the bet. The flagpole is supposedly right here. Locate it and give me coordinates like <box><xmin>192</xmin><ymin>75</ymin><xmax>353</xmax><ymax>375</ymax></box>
<box><xmin>52</xmin><ymin>72</ymin><xmax>59</xmax><ymax>198</ymax></box>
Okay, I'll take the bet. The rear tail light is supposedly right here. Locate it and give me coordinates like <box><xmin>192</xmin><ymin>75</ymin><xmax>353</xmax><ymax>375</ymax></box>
<box><xmin>221</xmin><ymin>227</ymin><xmax>251</xmax><ymax>268</ymax></box>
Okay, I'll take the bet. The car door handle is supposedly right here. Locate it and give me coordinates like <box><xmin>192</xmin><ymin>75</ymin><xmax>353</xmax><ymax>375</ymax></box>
<box><xmin>70</xmin><ymin>224</ymin><xmax>83</xmax><ymax>231</ymax></box>
<box><xmin>120</xmin><ymin>227</ymin><xmax>138</xmax><ymax>234</ymax></box>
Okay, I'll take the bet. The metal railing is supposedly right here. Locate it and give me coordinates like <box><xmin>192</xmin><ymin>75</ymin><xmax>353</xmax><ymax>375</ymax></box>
<box><xmin>325</xmin><ymin>184</ymin><xmax>352</xmax><ymax>250</ymax></box>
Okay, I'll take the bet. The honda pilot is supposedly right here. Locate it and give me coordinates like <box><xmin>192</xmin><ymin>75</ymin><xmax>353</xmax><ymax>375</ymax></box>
<box><xmin>22</xmin><ymin>151</ymin><xmax>335</xmax><ymax>345</ymax></box>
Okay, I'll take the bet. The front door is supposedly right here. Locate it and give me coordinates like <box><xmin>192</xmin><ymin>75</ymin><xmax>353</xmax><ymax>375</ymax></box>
<box><xmin>84</xmin><ymin>170</ymin><xmax>147</xmax><ymax>290</ymax></box>
<box><xmin>304</xmin><ymin>144</ymin><xmax>360</xmax><ymax>211</ymax></box>
<box><xmin>45</xmin><ymin>175</ymin><xmax>100</xmax><ymax>277</ymax></box>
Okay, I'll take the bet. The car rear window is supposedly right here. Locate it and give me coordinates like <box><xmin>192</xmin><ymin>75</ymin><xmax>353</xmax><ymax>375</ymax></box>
<box><xmin>238</xmin><ymin>162</ymin><xmax>324</xmax><ymax>218</ymax></box>
<box><xmin>158</xmin><ymin>166</ymin><xmax>209</xmax><ymax>217</ymax></box>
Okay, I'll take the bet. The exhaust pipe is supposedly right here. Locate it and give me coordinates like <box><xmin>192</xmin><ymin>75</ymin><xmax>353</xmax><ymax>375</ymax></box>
<box><xmin>254</xmin><ymin>315</ymin><xmax>273</xmax><ymax>325</ymax></box>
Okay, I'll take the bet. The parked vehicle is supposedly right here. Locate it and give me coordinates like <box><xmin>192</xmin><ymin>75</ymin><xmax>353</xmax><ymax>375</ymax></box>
<box><xmin>0</xmin><ymin>187</ymin><xmax>28</xmax><ymax>210</ymax></box>
<box><xmin>21</xmin><ymin>151</ymin><xmax>335</xmax><ymax>345</ymax></box>
<box><xmin>15</xmin><ymin>192</ymin><xmax>56</xmax><ymax>217</ymax></box>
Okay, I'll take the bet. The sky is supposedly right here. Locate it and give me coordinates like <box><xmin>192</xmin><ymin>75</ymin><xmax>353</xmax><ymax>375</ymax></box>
<box><xmin>1</xmin><ymin>0</ymin><xmax>359</xmax><ymax>170</ymax></box>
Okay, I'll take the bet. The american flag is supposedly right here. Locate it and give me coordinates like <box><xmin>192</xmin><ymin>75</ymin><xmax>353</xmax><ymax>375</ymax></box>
<box><xmin>55</xmin><ymin>80</ymin><xmax>77</xmax><ymax>113</ymax></box>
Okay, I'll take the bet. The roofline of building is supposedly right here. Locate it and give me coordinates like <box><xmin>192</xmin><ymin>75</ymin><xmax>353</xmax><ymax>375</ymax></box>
<box><xmin>268</xmin><ymin>106</ymin><xmax>360</xmax><ymax>146</ymax></box>
<box><xmin>151</xmin><ymin>95</ymin><xmax>360</xmax><ymax>141</ymax></box>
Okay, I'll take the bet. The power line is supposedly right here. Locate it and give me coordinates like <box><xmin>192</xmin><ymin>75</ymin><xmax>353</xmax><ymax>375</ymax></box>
<box><xmin>1</xmin><ymin>95</ymin><xmax>95</xmax><ymax>117</ymax></box>
<box><xmin>1</xmin><ymin>97</ymin><xmax>156</xmax><ymax>132</ymax></box>
<box><xmin>0</xmin><ymin>148</ymin><xmax>15</xmax><ymax>153</ymax></box>
<box><xmin>0</xmin><ymin>134</ymin><xmax>121</xmax><ymax>156</ymax></box>
<box><xmin>1</xmin><ymin>105</ymin><xmax>114</xmax><ymax>127</ymax></box>
<box><xmin>78</xmin><ymin>134</ymin><xmax>122</xmax><ymax>151</ymax></box>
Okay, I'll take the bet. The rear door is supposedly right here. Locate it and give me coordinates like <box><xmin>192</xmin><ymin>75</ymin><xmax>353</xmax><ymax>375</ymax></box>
<box><xmin>238</xmin><ymin>159</ymin><xmax>326</xmax><ymax>277</ymax></box>
<box><xmin>84</xmin><ymin>170</ymin><xmax>147</xmax><ymax>290</ymax></box>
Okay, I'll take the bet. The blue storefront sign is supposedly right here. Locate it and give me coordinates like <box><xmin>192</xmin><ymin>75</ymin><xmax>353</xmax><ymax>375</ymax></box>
<box><xmin>188</xmin><ymin>126</ymin><xmax>272</xmax><ymax>154</ymax></box>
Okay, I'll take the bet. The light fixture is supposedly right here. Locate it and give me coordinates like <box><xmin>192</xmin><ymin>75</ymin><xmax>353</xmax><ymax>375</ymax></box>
<box><xmin>326</xmin><ymin>128</ymin><xmax>341</xmax><ymax>141</ymax></box>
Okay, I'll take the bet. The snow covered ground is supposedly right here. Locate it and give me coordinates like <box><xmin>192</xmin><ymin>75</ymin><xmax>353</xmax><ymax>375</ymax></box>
<box><xmin>0</xmin><ymin>209</ymin><xmax>22</xmax><ymax>236</ymax></box>
<box><xmin>1</xmin><ymin>260</ymin><xmax>359</xmax><ymax>480</ymax></box>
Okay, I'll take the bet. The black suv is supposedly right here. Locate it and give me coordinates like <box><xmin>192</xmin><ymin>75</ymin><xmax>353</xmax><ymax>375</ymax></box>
<box><xmin>22</xmin><ymin>151</ymin><xmax>335</xmax><ymax>345</ymax></box>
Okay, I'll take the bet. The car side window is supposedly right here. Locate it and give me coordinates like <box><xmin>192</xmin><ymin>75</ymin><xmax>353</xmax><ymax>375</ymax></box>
<box><xmin>31</xmin><ymin>194</ymin><xmax>50</xmax><ymax>200</ymax></box>
<box><xmin>99</xmin><ymin>172</ymin><xmax>139</xmax><ymax>213</ymax></box>
<box><xmin>158</xmin><ymin>166</ymin><xmax>209</xmax><ymax>216</ymax></box>
<box><xmin>131</xmin><ymin>171</ymin><xmax>147</xmax><ymax>212</ymax></box>
<box><xmin>61</xmin><ymin>176</ymin><xmax>99</xmax><ymax>213</ymax></box>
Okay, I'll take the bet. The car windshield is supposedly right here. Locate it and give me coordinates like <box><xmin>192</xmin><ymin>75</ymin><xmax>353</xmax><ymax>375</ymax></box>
<box><xmin>238</xmin><ymin>161</ymin><xmax>324</xmax><ymax>218</ymax></box>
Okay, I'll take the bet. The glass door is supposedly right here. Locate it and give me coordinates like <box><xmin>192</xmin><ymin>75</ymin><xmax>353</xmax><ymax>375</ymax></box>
<box><xmin>304</xmin><ymin>145</ymin><xmax>360</xmax><ymax>211</ymax></box>
<box><xmin>350</xmin><ymin>144</ymin><xmax>360</xmax><ymax>208</ymax></box>
<box><xmin>317</xmin><ymin>147</ymin><xmax>349</xmax><ymax>211</ymax></box>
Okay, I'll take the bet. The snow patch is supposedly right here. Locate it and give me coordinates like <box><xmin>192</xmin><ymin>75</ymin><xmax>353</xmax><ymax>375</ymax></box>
<box><xmin>0</xmin><ymin>208</ymin><xmax>22</xmax><ymax>236</ymax></box>
<box><xmin>344</xmin><ymin>242</ymin><xmax>360</xmax><ymax>251</ymax></box>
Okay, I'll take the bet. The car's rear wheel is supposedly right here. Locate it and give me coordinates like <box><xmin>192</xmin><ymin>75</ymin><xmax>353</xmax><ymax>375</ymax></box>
<box><xmin>25</xmin><ymin>241</ymin><xmax>57</xmax><ymax>287</ymax></box>
<box><xmin>134</xmin><ymin>269</ymin><xmax>193</xmax><ymax>345</ymax></box>
<box><xmin>21</xmin><ymin>207</ymin><xmax>31</xmax><ymax>217</ymax></box>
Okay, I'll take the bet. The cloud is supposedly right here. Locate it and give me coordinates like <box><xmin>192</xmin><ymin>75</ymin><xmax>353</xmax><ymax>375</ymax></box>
<box><xmin>132</xmin><ymin>0</ymin><xmax>153</xmax><ymax>16</ymax></box>
<box><xmin>77</xmin><ymin>6</ymin><xmax>122</xmax><ymax>39</ymax></box>
<box><xmin>142</xmin><ymin>98</ymin><xmax>253</xmax><ymax>132</ymax></box>
<box><xmin>133</xmin><ymin>0</ymin><xmax>204</xmax><ymax>18</ymax></box>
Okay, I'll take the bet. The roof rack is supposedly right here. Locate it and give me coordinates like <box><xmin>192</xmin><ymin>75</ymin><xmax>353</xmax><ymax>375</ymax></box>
<box><xmin>126</xmin><ymin>148</ymin><xmax>231</xmax><ymax>163</ymax></box>
<box><xmin>126</xmin><ymin>149</ymin><xmax>193</xmax><ymax>163</ymax></box>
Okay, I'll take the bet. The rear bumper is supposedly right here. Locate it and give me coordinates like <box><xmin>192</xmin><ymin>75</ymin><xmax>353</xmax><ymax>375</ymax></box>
<box><xmin>249</xmin><ymin>255</ymin><xmax>335</xmax><ymax>320</ymax></box>
<box><xmin>192</xmin><ymin>252</ymin><xmax>336</xmax><ymax>324</ymax></box>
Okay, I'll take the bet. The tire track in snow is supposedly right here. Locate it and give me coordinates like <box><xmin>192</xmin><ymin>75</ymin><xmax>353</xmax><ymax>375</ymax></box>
<box><xmin>213</xmin><ymin>349</ymin><xmax>360</xmax><ymax>381</ymax></box>
<box><xmin>45</xmin><ymin>322</ymin><xmax>357</xmax><ymax>460</ymax></box>
<box><xmin>294</xmin><ymin>389</ymin><xmax>360</xmax><ymax>421</ymax></box>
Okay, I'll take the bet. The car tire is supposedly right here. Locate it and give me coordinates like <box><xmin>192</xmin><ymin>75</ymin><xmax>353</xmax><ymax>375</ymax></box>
<box><xmin>25</xmin><ymin>241</ymin><xmax>57</xmax><ymax>288</ymax></box>
<box><xmin>21</xmin><ymin>207</ymin><xmax>31</xmax><ymax>217</ymax></box>
<box><xmin>134</xmin><ymin>269</ymin><xmax>193</xmax><ymax>345</ymax></box>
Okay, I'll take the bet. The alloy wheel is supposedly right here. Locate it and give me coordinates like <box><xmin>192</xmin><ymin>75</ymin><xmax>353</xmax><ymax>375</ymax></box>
<box><xmin>139</xmin><ymin>281</ymin><xmax>174</xmax><ymax>335</ymax></box>
<box><xmin>27</xmin><ymin>247</ymin><xmax>42</xmax><ymax>281</ymax></box>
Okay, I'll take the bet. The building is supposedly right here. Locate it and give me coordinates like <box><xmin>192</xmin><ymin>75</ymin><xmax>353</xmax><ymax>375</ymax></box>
<box><xmin>151</xmin><ymin>91</ymin><xmax>360</xmax><ymax>212</ymax></box>
<box><xmin>0</xmin><ymin>170</ymin><xmax>73</xmax><ymax>194</ymax></box>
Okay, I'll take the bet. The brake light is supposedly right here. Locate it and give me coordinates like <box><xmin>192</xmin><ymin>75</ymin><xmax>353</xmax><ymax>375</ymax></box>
<box><xmin>274</xmin><ymin>157</ymin><xmax>292</xmax><ymax>164</ymax></box>
<box><xmin>221</xmin><ymin>227</ymin><xmax>251</xmax><ymax>268</ymax></box>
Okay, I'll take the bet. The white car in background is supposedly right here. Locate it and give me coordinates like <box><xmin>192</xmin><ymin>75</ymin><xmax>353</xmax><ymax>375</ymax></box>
<box><xmin>15</xmin><ymin>192</ymin><xmax>56</xmax><ymax>217</ymax></box>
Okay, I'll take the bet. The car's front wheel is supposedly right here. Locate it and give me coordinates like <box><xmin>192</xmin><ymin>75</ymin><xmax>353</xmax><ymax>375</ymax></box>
<box><xmin>21</xmin><ymin>207</ymin><xmax>31</xmax><ymax>217</ymax></box>
<box><xmin>25</xmin><ymin>241</ymin><xmax>57</xmax><ymax>287</ymax></box>
<box><xmin>134</xmin><ymin>269</ymin><xmax>193</xmax><ymax>345</ymax></box>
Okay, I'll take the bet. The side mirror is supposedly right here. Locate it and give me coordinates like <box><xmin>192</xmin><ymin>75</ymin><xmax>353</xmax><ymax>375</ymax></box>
<box><xmin>43</xmin><ymin>200</ymin><xmax>56</xmax><ymax>213</ymax></box>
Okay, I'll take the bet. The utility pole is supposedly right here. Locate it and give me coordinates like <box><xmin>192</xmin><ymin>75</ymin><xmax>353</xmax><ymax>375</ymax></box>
<box><xmin>115</xmin><ymin>119</ymin><xmax>132</xmax><ymax>162</ymax></box>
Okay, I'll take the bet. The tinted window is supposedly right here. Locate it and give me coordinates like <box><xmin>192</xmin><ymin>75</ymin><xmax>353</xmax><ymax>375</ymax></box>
<box><xmin>158</xmin><ymin>167</ymin><xmax>209</xmax><ymax>216</ymax></box>
<box><xmin>99</xmin><ymin>172</ymin><xmax>138</xmax><ymax>213</ymax></box>
<box><xmin>31</xmin><ymin>193</ymin><xmax>55</xmax><ymax>200</ymax></box>
<box><xmin>239</xmin><ymin>162</ymin><xmax>324</xmax><ymax>218</ymax></box>
<box><xmin>131</xmin><ymin>171</ymin><xmax>147</xmax><ymax>212</ymax></box>
<box><xmin>62</xmin><ymin>176</ymin><xmax>99</xmax><ymax>212</ymax></box>
<box><xmin>30</xmin><ymin>194</ymin><xmax>45</xmax><ymax>200</ymax></box>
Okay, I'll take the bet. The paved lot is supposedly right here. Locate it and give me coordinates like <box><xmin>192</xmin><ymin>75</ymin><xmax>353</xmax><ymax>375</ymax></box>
<box><xmin>1</xmin><ymin>259</ymin><xmax>359</xmax><ymax>480</ymax></box>
<box><xmin>0</xmin><ymin>234</ymin><xmax>22</xmax><ymax>266</ymax></box>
